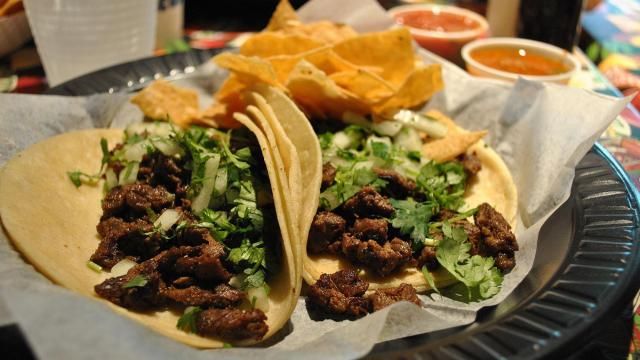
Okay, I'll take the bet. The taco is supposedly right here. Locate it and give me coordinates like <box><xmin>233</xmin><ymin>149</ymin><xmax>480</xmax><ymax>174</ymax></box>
<box><xmin>258</xmin><ymin>85</ymin><xmax>518</xmax><ymax>313</ymax></box>
<box><xmin>0</xmin><ymin>101</ymin><xmax>304</xmax><ymax>347</ymax></box>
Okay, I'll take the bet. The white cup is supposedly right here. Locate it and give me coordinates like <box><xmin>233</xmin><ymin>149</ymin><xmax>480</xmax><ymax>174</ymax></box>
<box><xmin>23</xmin><ymin>0</ymin><xmax>157</xmax><ymax>86</ymax></box>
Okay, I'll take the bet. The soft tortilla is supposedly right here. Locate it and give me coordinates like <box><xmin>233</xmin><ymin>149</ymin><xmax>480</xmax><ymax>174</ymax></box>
<box><xmin>271</xmin><ymin>104</ymin><xmax>518</xmax><ymax>291</ymax></box>
<box><xmin>0</xmin><ymin>128</ymin><xmax>299</xmax><ymax>348</ymax></box>
<box><xmin>253</xmin><ymin>86</ymin><xmax>323</xmax><ymax>286</ymax></box>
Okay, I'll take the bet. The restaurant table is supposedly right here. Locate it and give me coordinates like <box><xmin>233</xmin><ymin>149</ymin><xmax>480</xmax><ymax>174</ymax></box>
<box><xmin>1</xmin><ymin>6</ymin><xmax>639</xmax><ymax>359</ymax></box>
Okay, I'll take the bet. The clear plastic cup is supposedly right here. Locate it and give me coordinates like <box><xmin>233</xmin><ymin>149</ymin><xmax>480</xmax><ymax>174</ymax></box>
<box><xmin>23</xmin><ymin>0</ymin><xmax>157</xmax><ymax>86</ymax></box>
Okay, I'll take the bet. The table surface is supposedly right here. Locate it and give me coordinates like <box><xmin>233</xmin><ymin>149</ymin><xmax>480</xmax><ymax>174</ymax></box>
<box><xmin>0</xmin><ymin>1</ymin><xmax>639</xmax><ymax>359</ymax></box>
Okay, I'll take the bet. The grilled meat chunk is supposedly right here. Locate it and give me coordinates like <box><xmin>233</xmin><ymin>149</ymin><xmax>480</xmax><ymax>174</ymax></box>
<box><xmin>102</xmin><ymin>183</ymin><xmax>173</xmax><ymax>219</ymax></box>
<box><xmin>172</xmin><ymin>241</ymin><xmax>233</xmax><ymax>282</ymax></box>
<box><xmin>162</xmin><ymin>284</ymin><xmax>244</xmax><ymax>308</ymax></box>
<box><xmin>416</xmin><ymin>245</ymin><xmax>438</xmax><ymax>270</ymax></box>
<box><xmin>91</xmin><ymin>217</ymin><xmax>154</xmax><ymax>268</ymax></box>
<box><xmin>341</xmin><ymin>235</ymin><xmax>413</xmax><ymax>276</ymax></box>
<box><xmin>459</xmin><ymin>152</ymin><xmax>482</xmax><ymax>176</ymax></box>
<box><xmin>474</xmin><ymin>203</ymin><xmax>517</xmax><ymax>272</ymax></box>
<box><xmin>352</xmin><ymin>218</ymin><xmax>388</xmax><ymax>243</ymax></box>
<box><xmin>373</xmin><ymin>168</ymin><xmax>416</xmax><ymax>198</ymax></box>
<box><xmin>342</xmin><ymin>186</ymin><xmax>394</xmax><ymax>218</ymax></box>
<box><xmin>321</xmin><ymin>163</ymin><xmax>337</xmax><ymax>190</ymax></box>
<box><xmin>196</xmin><ymin>308</ymin><xmax>268</xmax><ymax>341</ymax></box>
<box><xmin>369</xmin><ymin>283</ymin><xmax>421</xmax><ymax>311</ymax></box>
<box><xmin>94</xmin><ymin>252</ymin><xmax>168</xmax><ymax>310</ymax></box>
<box><xmin>308</xmin><ymin>211</ymin><xmax>346</xmax><ymax>254</ymax></box>
<box><xmin>308</xmin><ymin>269</ymin><xmax>370</xmax><ymax>317</ymax></box>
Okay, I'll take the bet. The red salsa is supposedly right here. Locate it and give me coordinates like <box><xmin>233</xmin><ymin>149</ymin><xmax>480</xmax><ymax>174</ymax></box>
<box><xmin>470</xmin><ymin>47</ymin><xmax>570</xmax><ymax>76</ymax></box>
<box><xmin>394</xmin><ymin>9</ymin><xmax>480</xmax><ymax>32</ymax></box>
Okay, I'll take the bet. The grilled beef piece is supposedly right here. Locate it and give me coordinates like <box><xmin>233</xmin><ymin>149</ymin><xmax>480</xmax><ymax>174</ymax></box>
<box><xmin>308</xmin><ymin>269</ymin><xmax>370</xmax><ymax>317</ymax></box>
<box><xmin>321</xmin><ymin>163</ymin><xmax>337</xmax><ymax>190</ymax></box>
<box><xmin>195</xmin><ymin>308</ymin><xmax>268</xmax><ymax>341</ymax></box>
<box><xmin>176</xmin><ymin>225</ymin><xmax>216</xmax><ymax>247</ymax></box>
<box><xmin>95</xmin><ymin>240</ymin><xmax>236</xmax><ymax>309</ymax></box>
<box><xmin>102</xmin><ymin>184</ymin><xmax>174</xmax><ymax>219</ymax></box>
<box><xmin>416</xmin><ymin>246</ymin><xmax>439</xmax><ymax>270</ymax></box>
<box><xmin>495</xmin><ymin>252</ymin><xmax>516</xmax><ymax>272</ymax></box>
<box><xmin>373</xmin><ymin>168</ymin><xmax>416</xmax><ymax>199</ymax></box>
<box><xmin>91</xmin><ymin>217</ymin><xmax>154</xmax><ymax>268</ymax></box>
<box><xmin>308</xmin><ymin>211</ymin><xmax>346</xmax><ymax>254</ymax></box>
<box><xmin>474</xmin><ymin>203</ymin><xmax>517</xmax><ymax>272</ymax></box>
<box><xmin>352</xmin><ymin>218</ymin><xmax>388</xmax><ymax>243</ymax></box>
<box><xmin>172</xmin><ymin>241</ymin><xmax>233</xmax><ymax>282</ymax></box>
<box><xmin>369</xmin><ymin>283</ymin><xmax>421</xmax><ymax>311</ymax></box>
<box><xmin>459</xmin><ymin>152</ymin><xmax>482</xmax><ymax>176</ymax></box>
<box><xmin>162</xmin><ymin>284</ymin><xmax>244</xmax><ymax>308</ymax></box>
<box><xmin>94</xmin><ymin>252</ymin><xmax>169</xmax><ymax>310</ymax></box>
<box><xmin>342</xmin><ymin>186</ymin><xmax>394</xmax><ymax>218</ymax></box>
<box><xmin>341</xmin><ymin>235</ymin><xmax>413</xmax><ymax>276</ymax></box>
<box><xmin>138</xmin><ymin>152</ymin><xmax>191</xmax><ymax>200</ymax></box>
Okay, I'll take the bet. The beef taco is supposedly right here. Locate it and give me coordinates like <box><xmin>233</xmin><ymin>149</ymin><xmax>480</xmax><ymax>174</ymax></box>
<box><xmin>259</xmin><ymin>85</ymin><xmax>518</xmax><ymax>311</ymax></box>
<box><xmin>0</xmin><ymin>102</ymin><xmax>303</xmax><ymax>347</ymax></box>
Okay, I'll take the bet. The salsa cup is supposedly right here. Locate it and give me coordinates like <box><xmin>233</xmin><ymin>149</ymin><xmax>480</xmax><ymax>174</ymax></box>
<box><xmin>461</xmin><ymin>37</ymin><xmax>580</xmax><ymax>84</ymax></box>
<box><xmin>388</xmin><ymin>4</ymin><xmax>489</xmax><ymax>65</ymax></box>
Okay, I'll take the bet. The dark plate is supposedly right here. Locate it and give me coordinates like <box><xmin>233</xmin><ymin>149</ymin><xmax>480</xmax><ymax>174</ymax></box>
<box><xmin>45</xmin><ymin>51</ymin><xmax>640</xmax><ymax>359</ymax></box>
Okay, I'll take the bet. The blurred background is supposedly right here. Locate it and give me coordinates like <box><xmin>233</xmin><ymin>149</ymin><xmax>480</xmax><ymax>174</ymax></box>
<box><xmin>0</xmin><ymin>0</ymin><xmax>639</xmax><ymax>358</ymax></box>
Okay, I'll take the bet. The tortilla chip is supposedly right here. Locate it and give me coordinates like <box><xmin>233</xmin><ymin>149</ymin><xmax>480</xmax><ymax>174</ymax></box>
<box><xmin>373</xmin><ymin>65</ymin><xmax>444</xmax><ymax>116</ymax></box>
<box><xmin>265</xmin><ymin>0</ymin><xmax>300</xmax><ymax>31</ymax></box>
<box><xmin>424</xmin><ymin>110</ymin><xmax>461</xmax><ymax>135</ymax></box>
<box><xmin>422</xmin><ymin>130</ymin><xmax>488</xmax><ymax>162</ymax></box>
<box><xmin>330</xmin><ymin>69</ymin><xmax>396</xmax><ymax>104</ymax></box>
<box><xmin>286</xmin><ymin>60</ymin><xmax>370</xmax><ymax>118</ymax></box>
<box><xmin>212</xmin><ymin>53</ymin><xmax>281</xmax><ymax>88</ymax></box>
<box><xmin>280</xmin><ymin>21</ymin><xmax>358</xmax><ymax>44</ymax></box>
<box><xmin>332</xmin><ymin>28</ymin><xmax>415</xmax><ymax>87</ymax></box>
<box><xmin>130</xmin><ymin>80</ymin><xmax>199</xmax><ymax>127</ymax></box>
<box><xmin>240</xmin><ymin>32</ymin><xmax>324</xmax><ymax>58</ymax></box>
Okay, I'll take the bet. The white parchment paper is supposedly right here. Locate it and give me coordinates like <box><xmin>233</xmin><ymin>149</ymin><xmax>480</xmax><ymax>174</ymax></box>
<box><xmin>0</xmin><ymin>0</ymin><xmax>631</xmax><ymax>358</ymax></box>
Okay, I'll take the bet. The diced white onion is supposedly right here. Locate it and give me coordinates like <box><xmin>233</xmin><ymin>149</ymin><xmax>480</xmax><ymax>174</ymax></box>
<box><xmin>248</xmin><ymin>286</ymin><xmax>270</xmax><ymax>312</ymax></box>
<box><xmin>366</xmin><ymin>135</ymin><xmax>393</xmax><ymax>150</ymax></box>
<box><xmin>394</xmin><ymin>127</ymin><xmax>423</xmax><ymax>152</ymax></box>
<box><xmin>152</xmin><ymin>138</ymin><xmax>184</xmax><ymax>157</ymax></box>
<box><xmin>105</xmin><ymin>168</ymin><xmax>118</xmax><ymax>191</ymax></box>
<box><xmin>371</xmin><ymin>119</ymin><xmax>403</xmax><ymax>137</ymax></box>
<box><xmin>332</xmin><ymin>132</ymin><xmax>353</xmax><ymax>150</ymax></box>
<box><xmin>342</xmin><ymin>111</ymin><xmax>371</xmax><ymax>128</ymax></box>
<box><xmin>154</xmin><ymin>209</ymin><xmax>181</xmax><ymax>232</ymax></box>
<box><xmin>123</xmin><ymin>142</ymin><xmax>148</xmax><ymax>162</ymax></box>
<box><xmin>213</xmin><ymin>166</ymin><xmax>228</xmax><ymax>198</ymax></box>
<box><xmin>228</xmin><ymin>275</ymin><xmax>244</xmax><ymax>289</ymax></box>
<box><xmin>110</xmin><ymin>258</ymin><xmax>137</xmax><ymax>277</ymax></box>
<box><xmin>118</xmin><ymin>162</ymin><xmax>140</xmax><ymax>185</ymax></box>
<box><xmin>191</xmin><ymin>155</ymin><xmax>221</xmax><ymax>213</ymax></box>
<box><xmin>125</xmin><ymin>122</ymin><xmax>174</xmax><ymax>138</ymax></box>
<box><xmin>393</xmin><ymin>110</ymin><xmax>447</xmax><ymax>138</ymax></box>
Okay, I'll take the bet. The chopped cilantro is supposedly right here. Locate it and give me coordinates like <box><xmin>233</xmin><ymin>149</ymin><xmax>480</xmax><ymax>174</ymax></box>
<box><xmin>176</xmin><ymin>306</ymin><xmax>202</xmax><ymax>333</ymax></box>
<box><xmin>318</xmin><ymin>132</ymin><xmax>334</xmax><ymax>150</ymax></box>
<box><xmin>100</xmin><ymin>138</ymin><xmax>110</xmax><ymax>166</ymax></box>
<box><xmin>227</xmin><ymin>239</ymin><xmax>265</xmax><ymax>268</ymax></box>
<box><xmin>122</xmin><ymin>275</ymin><xmax>149</xmax><ymax>289</ymax></box>
<box><xmin>416</xmin><ymin>161</ymin><xmax>467</xmax><ymax>210</ymax></box>
<box><xmin>67</xmin><ymin>171</ymin><xmax>100</xmax><ymax>188</ymax></box>
<box><xmin>435</xmin><ymin>223</ymin><xmax>503</xmax><ymax>301</ymax></box>
<box><xmin>390</xmin><ymin>199</ymin><xmax>438</xmax><ymax>250</ymax></box>
<box><xmin>86</xmin><ymin>261</ymin><xmax>102</xmax><ymax>273</ymax></box>
<box><xmin>198</xmin><ymin>209</ymin><xmax>236</xmax><ymax>241</ymax></box>
<box><xmin>371</xmin><ymin>141</ymin><xmax>390</xmax><ymax>160</ymax></box>
<box><xmin>421</xmin><ymin>265</ymin><xmax>440</xmax><ymax>294</ymax></box>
